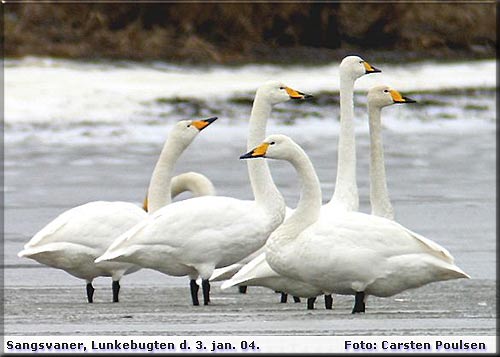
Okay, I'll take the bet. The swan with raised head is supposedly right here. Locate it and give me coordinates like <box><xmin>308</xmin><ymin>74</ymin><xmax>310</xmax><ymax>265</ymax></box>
<box><xmin>367</xmin><ymin>85</ymin><xmax>416</xmax><ymax>219</ymax></box>
<box><xmin>18</xmin><ymin>117</ymin><xmax>217</xmax><ymax>303</ymax></box>
<box><xmin>222</xmin><ymin>56</ymin><xmax>381</xmax><ymax>309</ymax></box>
<box><xmin>326</xmin><ymin>55</ymin><xmax>381</xmax><ymax>213</ymax></box>
<box><xmin>95</xmin><ymin>81</ymin><xmax>312</xmax><ymax>306</ymax></box>
<box><xmin>241</xmin><ymin>134</ymin><xmax>470</xmax><ymax>314</ymax></box>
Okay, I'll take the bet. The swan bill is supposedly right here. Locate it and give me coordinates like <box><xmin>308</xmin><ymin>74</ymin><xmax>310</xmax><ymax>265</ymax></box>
<box><xmin>390</xmin><ymin>90</ymin><xmax>417</xmax><ymax>103</ymax></box>
<box><xmin>285</xmin><ymin>87</ymin><xmax>313</xmax><ymax>100</ymax></box>
<box><xmin>240</xmin><ymin>143</ymin><xmax>270</xmax><ymax>159</ymax></box>
<box><xmin>191</xmin><ymin>116</ymin><xmax>218</xmax><ymax>131</ymax></box>
<box><xmin>363</xmin><ymin>61</ymin><xmax>381</xmax><ymax>74</ymax></box>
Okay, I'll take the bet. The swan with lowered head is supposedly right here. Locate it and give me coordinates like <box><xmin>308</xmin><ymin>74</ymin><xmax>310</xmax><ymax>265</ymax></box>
<box><xmin>241</xmin><ymin>134</ymin><xmax>470</xmax><ymax>314</ymax></box>
<box><xmin>18</xmin><ymin>117</ymin><xmax>217</xmax><ymax>303</ymax></box>
<box><xmin>95</xmin><ymin>81</ymin><xmax>312</xmax><ymax>306</ymax></box>
<box><xmin>222</xmin><ymin>56</ymin><xmax>381</xmax><ymax>310</ymax></box>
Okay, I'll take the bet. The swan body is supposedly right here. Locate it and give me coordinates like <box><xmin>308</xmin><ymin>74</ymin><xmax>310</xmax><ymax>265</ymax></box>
<box><xmin>18</xmin><ymin>201</ymin><xmax>145</xmax><ymax>281</ymax></box>
<box><xmin>96</xmin><ymin>81</ymin><xmax>311</xmax><ymax>305</ymax></box>
<box><xmin>242</xmin><ymin>134</ymin><xmax>469</xmax><ymax>314</ymax></box>
<box><xmin>18</xmin><ymin>117</ymin><xmax>217</xmax><ymax>303</ymax></box>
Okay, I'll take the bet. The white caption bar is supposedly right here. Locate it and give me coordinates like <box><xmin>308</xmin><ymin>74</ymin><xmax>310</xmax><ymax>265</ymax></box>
<box><xmin>3</xmin><ymin>336</ymin><xmax>496</xmax><ymax>354</ymax></box>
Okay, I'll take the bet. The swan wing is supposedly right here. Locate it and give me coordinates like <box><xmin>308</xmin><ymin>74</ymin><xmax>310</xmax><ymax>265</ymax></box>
<box><xmin>24</xmin><ymin>201</ymin><xmax>146</xmax><ymax>252</ymax></box>
<box><xmin>317</xmin><ymin>211</ymin><xmax>455</xmax><ymax>262</ymax></box>
<box><xmin>98</xmin><ymin>196</ymin><xmax>276</xmax><ymax>269</ymax></box>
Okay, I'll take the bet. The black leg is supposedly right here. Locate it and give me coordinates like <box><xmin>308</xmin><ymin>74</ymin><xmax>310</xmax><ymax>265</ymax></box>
<box><xmin>324</xmin><ymin>294</ymin><xmax>333</xmax><ymax>309</ymax></box>
<box><xmin>112</xmin><ymin>280</ymin><xmax>120</xmax><ymax>303</ymax></box>
<box><xmin>280</xmin><ymin>292</ymin><xmax>288</xmax><ymax>303</ymax></box>
<box><xmin>352</xmin><ymin>291</ymin><xmax>366</xmax><ymax>313</ymax></box>
<box><xmin>293</xmin><ymin>296</ymin><xmax>301</xmax><ymax>303</ymax></box>
<box><xmin>202</xmin><ymin>279</ymin><xmax>210</xmax><ymax>305</ymax></box>
<box><xmin>86</xmin><ymin>282</ymin><xmax>95</xmax><ymax>303</ymax></box>
<box><xmin>307</xmin><ymin>297</ymin><xmax>316</xmax><ymax>310</ymax></box>
<box><xmin>190</xmin><ymin>279</ymin><xmax>200</xmax><ymax>306</ymax></box>
<box><xmin>238</xmin><ymin>285</ymin><xmax>248</xmax><ymax>294</ymax></box>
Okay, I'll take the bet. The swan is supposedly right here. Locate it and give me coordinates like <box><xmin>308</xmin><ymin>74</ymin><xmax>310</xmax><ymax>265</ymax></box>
<box><xmin>241</xmin><ymin>134</ymin><xmax>470</xmax><ymax>314</ymax></box>
<box><xmin>367</xmin><ymin>85</ymin><xmax>416</xmax><ymax>219</ymax></box>
<box><xmin>326</xmin><ymin>55</ymin><xmax>381</xmax><ymax>212</ymax></box>
<box><xmin>222</xmin><ymin>56</ymin><xmax>381</xmax><ymax>310</ymax></box>
<box><xmin>95</xmin><ymin>81</ymin><xmax>312</xmax><ymax>306</ymax></box>
<box><xmin>18</xmin><ymin>117</ymin><xmax>218</xmax><ymax>303</ymax></box>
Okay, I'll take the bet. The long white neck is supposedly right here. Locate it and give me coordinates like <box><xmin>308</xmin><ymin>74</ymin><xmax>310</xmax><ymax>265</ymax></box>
<box><xmin>267</xmin><ymin>145</ymin><xmax>321</xmax><ymax>251</ymax></box>
<box><xmin>147</xmin><ymin>132</ymin><xmax>189</xmax><ymax>213</ymax></box>
<box><xmin>329</xmin><ymin>75</ymin><xmax>358</xmax><ymax>211</ymax></box>
<box><xmin>247</xmin><ymin>96</ymin><xmax>285</xmax><ymax>215</ymax></box>
<box><xmin>170</xmin><ymin>172</ymin><xmax>216</xmax><ymax>198</ymax></box>
<box><xmin>368</xmin><ymin>105</ymin><xmax>394</xmax><ymax>220</ymax></box>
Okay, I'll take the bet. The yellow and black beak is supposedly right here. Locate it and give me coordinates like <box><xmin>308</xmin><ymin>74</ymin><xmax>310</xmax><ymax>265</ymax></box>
<box><xmin>191</xmin><ymin>116</ymin><xmax>218</xmax><ymax>131</ymax></box>
<box><xmin>390</xmin><ymin>90</ymin><xmax>417</xmax><ymax>104</ymax></box>
<box><xmin>240</xmin><ymin>142</ymin><xmax>270</xmax><ymax>159</ymax></box>
<box><xmin>363</xmin><ymin>61</ymin><xmax>381</xmax><ymax>74</ymax></box>
<box><xmin>285</xmin><ymin>87</ymin><xmax>313</xmax><ymax>100</ymax></box>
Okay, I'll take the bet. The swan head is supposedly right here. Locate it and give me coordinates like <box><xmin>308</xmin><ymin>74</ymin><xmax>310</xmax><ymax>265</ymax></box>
<box><xmin>169</xmin><ymin>116</ymin><xmax>218</xmax><ymax>144</ymax></box>
<box><xmin>368</xmin><ymin>85</ymin><xmax>417</xmax><ymax>108</ymax></box>
<box><xmin>240</xmin><ymin>134</ymin><xmax>298</xmax><ymax>161</ymax></box>
<box><xmin>340</xmin><ymin>55</ymin><xmax>381</xmax><ymax>80</ymax></box>
<box><xmin>256</xmin><ymin>80</ymin><xmax>312</xmax><ymax>105</ymax></box>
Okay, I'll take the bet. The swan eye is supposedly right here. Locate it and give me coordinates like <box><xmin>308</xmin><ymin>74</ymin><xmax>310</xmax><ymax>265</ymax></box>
<box><xmin>270</xmin><ymin>141</ymin><xmax>276</xmax><ymax>145</ymax></box>
<box><xmin>384</xmin><ymin>89</ymin><xmax>389</xmax><ymax>93</ymax></box>
<box><xmin>359</xmin><ymin>61</ymin><xmax>364</xmax><ymax>64</ymax></box>
<box><xmin>187</xmin><ymin>124</ymin><xmax>191</xmax><ymax>128</ymax></box>
<box><xmin>279</xmin><ymin>87</ymin><xmax>285</xmax><ymax>90</ymax></box>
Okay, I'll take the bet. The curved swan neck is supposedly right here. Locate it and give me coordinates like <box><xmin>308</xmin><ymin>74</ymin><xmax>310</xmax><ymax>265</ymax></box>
<box><xmin>330</xmin><ymin>76</ymin><xmax>359</xmax><ymax>211</ymax></box>
<box><xmin>147</xmin><ymin>132</ymin><xmax>189</xmax><ymax>213</ymax></box>
<box><xmin>368</xmin><ymin>105</ymin><xmax>394</xmax><ymax>220</ymax></box>
<box><xmin>270</xmin><ymin>145</ymin><xmax>322</xmax><ymax>243</ymax></box>
<box><xmin>247</xmin><ymin>95</ymin><xmax>285</xmax><ymax>213</ymax></box>
<box><xmin>170</xmin><ymin>172</ymin><xmax>216</xmax><ymax>198</ymax></box>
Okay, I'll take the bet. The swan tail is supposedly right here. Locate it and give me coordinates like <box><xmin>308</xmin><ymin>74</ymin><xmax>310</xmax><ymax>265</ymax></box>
<box><xmin>221</xmin><ymin>253</ymin><xmax>278</xmax><ymax>290</ymax></box>
<box><xmin>18</xmin><ymin>245</ymin><xmax>60</xmax><ymax>258</ymax></box>
<box><xmin>18</xmin><ymin>242</ymin><xmax>96</xmax><ymax>259</ymax></box>
<box><xmin>443</xmin><ymin>263</ymin><xmax>470</xmax><ymax>280</ymax></box>
<box><xmin>209</xmin><ymin>264</ymin><xmax>242</xmax><ymax>282</ymax></box>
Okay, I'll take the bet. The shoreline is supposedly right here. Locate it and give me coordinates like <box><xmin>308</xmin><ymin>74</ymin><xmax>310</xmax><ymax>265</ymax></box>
<box><xmin>4</xmin><ymin>46</ymin><xmax>495</xmax><ymax>66</ymax></box>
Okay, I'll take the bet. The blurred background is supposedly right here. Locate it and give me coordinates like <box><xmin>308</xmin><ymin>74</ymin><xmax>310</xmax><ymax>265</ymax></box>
<box><xmin>4</xmin><ymin>2</ymin><xmax>496</xmax><ymax>63</ymax></box>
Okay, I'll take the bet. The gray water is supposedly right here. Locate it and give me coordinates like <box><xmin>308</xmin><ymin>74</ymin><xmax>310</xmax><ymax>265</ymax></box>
<box><xmin>4</xmin><ymin>128</ymin><xmax>496</xmax><ymax>336</ymax></box>
<box><xmin>4</xmin><ymin>57</ymin><xmax>496</xmax><ymax>338</ymax></box>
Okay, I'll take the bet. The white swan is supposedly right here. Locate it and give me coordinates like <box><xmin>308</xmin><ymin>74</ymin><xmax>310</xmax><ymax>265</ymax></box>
<box><xmin>95</xmin><ymin>81</ymin><xmax>312</xmax><ymax>306</ymax></box>
<box><xmin>367</xmin><ymin>85</ymin><xmax>416</xmax><ymax>219</ymax></box>
<box><xmin>241</xmin><ymin>134</ymin><xmax>470</xmax><ymax>314</ymax></box>
<box><xmin>18</xmin><ymin>117</ymin><xmax>217</xmax><ymax>303</ymax></box>
<box><xmin>222</xmin><ymin>56</ymin><xmax>381</xmax><ymax>309</ymax></box>
<box><xmin>326</xmin><ymin>55</ymin><xmax>381</xmax><ymax>212</ymax></box>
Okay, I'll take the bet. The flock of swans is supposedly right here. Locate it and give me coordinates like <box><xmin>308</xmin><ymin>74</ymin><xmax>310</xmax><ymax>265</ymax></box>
<box><xmin>18</xmin><ymin>55</ymin><xmax>469</xmax><ymax>314</ymax></box>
